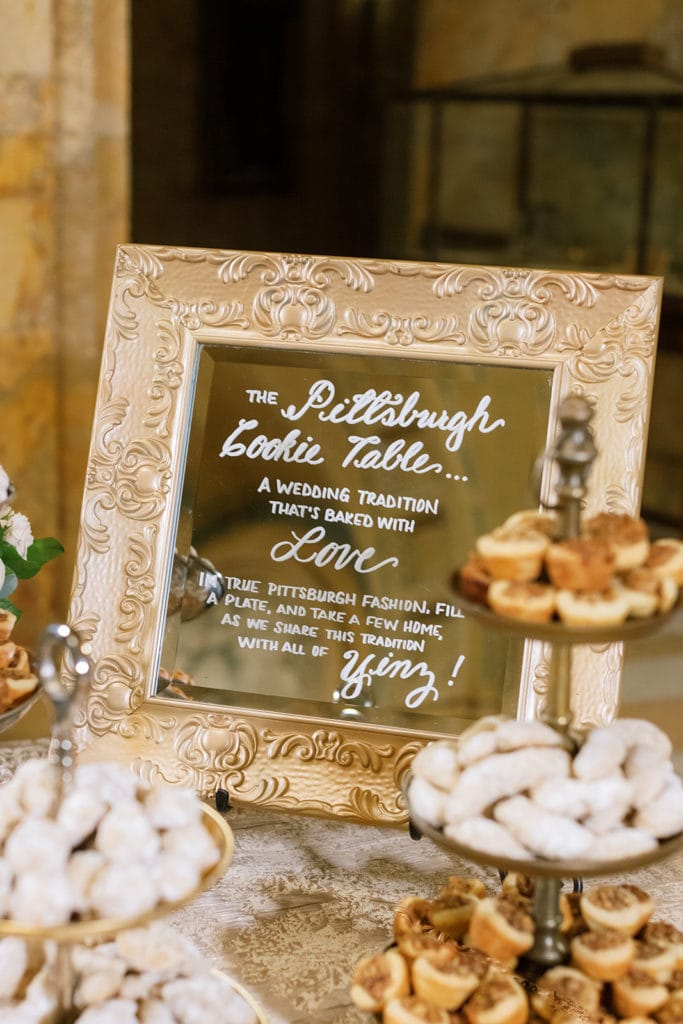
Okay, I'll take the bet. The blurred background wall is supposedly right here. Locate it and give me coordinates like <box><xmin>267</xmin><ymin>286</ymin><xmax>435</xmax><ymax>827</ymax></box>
<box><xmin>0</xmin><ymin>0</ymin><xmax>680</xmax><ymax>655</ymax></box>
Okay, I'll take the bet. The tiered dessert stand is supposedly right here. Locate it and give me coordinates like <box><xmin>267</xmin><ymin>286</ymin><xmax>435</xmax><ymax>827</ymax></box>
<box><xmin>407</xmin><ymin>395</ymin><xmax>683</xmax><ymax>967</ymax></box>
<box><xmin>0</xmin><ymin>624</ymin><xmax>245</xmax><ymax>1023</ymax></box>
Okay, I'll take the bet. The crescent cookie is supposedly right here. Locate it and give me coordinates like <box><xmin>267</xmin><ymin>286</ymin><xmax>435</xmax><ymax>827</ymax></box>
<box><xmin>493</xmin><ymin>795</ymin><xmax>594</xmax><ymax>860</ymax></box>
<box><xmin>633</xmin><ymin>777</ymin><xmax>683</xmax><ymax>839</ymax></box>
<box><xmin>530</xmin><ymin>775</ymin><xmax>632</xmax><ymax>823</ymax></box>
<box><xmin>492</xmin><ymin>718</ymin><xmax>564</xmax><ymax>752</ymax></box>
<box><xmin>572</xmin><ymin>727</ymin><xmax>627</xmax><ymax>781</ymax></box>
<box><xmin>408</xmin><ymin>776</ymin><xmax>449</xmax><ymax>828</ymax></box>
<box><xmin>443</xmin><ymin>747</ymin><xmax>570</xmax><ymax>821</ymax></box>
<box><xmin>443</xmin><ymin>816</ymin><xmax>531</xmax><ymax>862</ymax></box>
<box><xmin>411</xmin><ymin>741</ymin><xmax>461</xmax><ymax>791</ymax></box>
<box><xmin>608</xmin><ymin>718</ymin><xmax>673</xmax><ymax>759</ymax></box>
<box><xmin>585</xmin><ymin>827</ymin><xmax>658</xmax><ymax>861</ymax></box>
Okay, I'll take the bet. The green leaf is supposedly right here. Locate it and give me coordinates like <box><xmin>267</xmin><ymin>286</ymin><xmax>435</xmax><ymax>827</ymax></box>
<box><xmin>0</xmin><ymin>536</ymin><xmax>64</xmax><ymax>580</ymax></box>
<box><xmin>0</xmin><ymin>596</ymin><xmax>21</xmax><ymax>620</ymax></box>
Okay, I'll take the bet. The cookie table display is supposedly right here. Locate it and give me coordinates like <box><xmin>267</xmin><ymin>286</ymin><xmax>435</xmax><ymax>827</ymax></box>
<box><xmin>407</xmin><ymin>395</ymin><xmax>683</xmax><ymax>968</ymax></box>
<box><xmin>0</xmin><ymin>624</ymin><xmax>235</xmax><ymax>1022</ymax></box>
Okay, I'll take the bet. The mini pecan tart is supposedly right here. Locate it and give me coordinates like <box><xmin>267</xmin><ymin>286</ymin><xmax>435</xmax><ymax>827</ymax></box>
<box><xmin>570</xmin><ymin>928</ymin><xmax>635</xmax><ymax>981</ymax></box>
<box><xmin>412</xmin><ymin>945</ymin><xmax>488</xmax><ymax>1011</ymax></box>
<box><xmin>466</xmin><ymin>896</ymin><xmax>534</xmax><ymax>966</ymax></box>
<box><xmin>350</xmin><ymin>948</ymin><xmax>410</xmax><ymax>1013</ymax></box>
<box><xmin>463</xmin><ymin>970</ymin><xmax>528</xmax><ymax>1024</ymax></box>
<box><xmin>580</xmin><ymin>885</ymin><xmax>653</xmax><ymax>936</ymax></box>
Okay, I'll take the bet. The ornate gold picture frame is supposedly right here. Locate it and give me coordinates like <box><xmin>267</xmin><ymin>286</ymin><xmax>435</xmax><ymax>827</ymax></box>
<box><xmin>69</xmin><ymin>246</ymin><xmax>661</xmax><ymax>824</ymax></box>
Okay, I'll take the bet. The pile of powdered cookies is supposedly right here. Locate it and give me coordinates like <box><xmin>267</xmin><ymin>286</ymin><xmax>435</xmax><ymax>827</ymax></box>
<box><xmin>350</xmin><ymin>874</ymin><xmax>683</xmax><ymax>1024</ymax></box>
<box><xmin>458</xmin><ymin>509</ymin><xmax>683</xmax><ymax>626</ymax></box>
<box><xmin>0</xmin><ymin>920</ymin><xmax>258</xmax><ymax>1023</ymax></box>
<box><xmin>0</xmin><ymin>610</ymin><xmax>39</xmax><ymax>718</ymax></box>
<box><xmin>0</xmin><ymin>758</ymin><xmax>222</xmax><ymax>926</ymax></box>
<box><xmin>408</xmin><ymin>716</ymin><xmax>683</xmax><ymax>863</ymax></box>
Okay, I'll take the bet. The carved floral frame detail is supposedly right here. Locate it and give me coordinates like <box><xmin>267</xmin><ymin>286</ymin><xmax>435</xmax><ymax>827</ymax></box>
<box><xmin>68</xmin><ymin>246</ymin><xmax>661</xmax><ymax>824</ymax></box>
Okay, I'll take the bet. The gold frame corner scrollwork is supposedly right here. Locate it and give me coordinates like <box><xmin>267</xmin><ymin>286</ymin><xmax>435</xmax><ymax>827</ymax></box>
<box><xmin>68</xmin><ymin>245</ymin><xmax>662</xmax><ymax>825</ymax></box>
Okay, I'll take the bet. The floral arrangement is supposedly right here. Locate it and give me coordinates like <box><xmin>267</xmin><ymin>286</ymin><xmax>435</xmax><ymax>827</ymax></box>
<box><xmin>0</xmin><ymin>464</ymin><xmax>63</xmax><ymax>619</ymax></box>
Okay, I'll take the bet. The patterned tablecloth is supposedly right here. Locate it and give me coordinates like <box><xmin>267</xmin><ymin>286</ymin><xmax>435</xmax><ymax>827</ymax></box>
<box><xmin>1</xmin><ymin>739</ymin><xmax>682</xmax><ymax>1024</ymax></box>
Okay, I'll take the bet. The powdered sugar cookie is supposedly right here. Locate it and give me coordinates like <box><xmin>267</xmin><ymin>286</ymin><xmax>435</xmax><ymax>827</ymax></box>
<box><xmin>74</xmin><ymin>958</ymin><xmax>127</xmax><ymax>1009</ymax></box>
<box><xmin>8</xmin><ymin>866</ymin><xmax>74</xmax><ymax>925</ymax></box>
<box><xmin>633</xmin><ymin>777</ymin><xmax>683</xmax><ymax>839</ymax></box>
<box><xmin>74</xmin><ymin>1000</ymin><xmax>139</xmax><ymax>1024</ymax></box>
<box><xmin>493</xmin><ymin>718</ymin><xmax>564</xmax><ymax>752</ymax></box>
<box><xmin>95</xmin><ymin>800</ymin><xmax>161</xmax><ymax>864</ymax></box>
<box><xmin>411</xmin><ymin>740</ymin><xmax>460</xmax><ymax>791</ymax></box>
<box><xmin>456</xmin><ymin>728</ymin><xmax>499</xmax><ymax>769</ymax></box>
<box><xmin>160</xmin><ymin>823</ymin><xmax>221</xmax><ymax>872</ymax></box>
<box><xmin>443</xmin><ymin>747</ymin><xmax>570</xmax><ymax>821</ymax></box>
<box><xmin>609</xmin><ymin>718</ymin><xmax>673</xmax><ymax>758</ymax></box>
<box><xmin>57</xmin><ymin>788</ymin><xmax>108</xmax><ymax>848</ymax></box>
<box><xmin>494</xmin><ymin>795</ymin><xmax>594</xmax><ymax>860</ymax></box>
<box><xmin>138</xmin><ymin>1001</ymin><xmax>176</xmax><ymax>1024</ymax></box>
<box><xmin>443</xmin><ymin>816</ymin><xmax>531</xmax><ymax>861</ymax></box>
<box><xmin>152</xmin><ymin>852</ymin><xmax>203</xmax><ymax>903</ymax></box>
<box><xmin>531</xmin><ymin>775</ymin><xmax>633</xmax><ymax>825</ymax></box>
<box><xmin>143</xmin><ymin>785</ymin><xmax>202</xmax><ymax>830</ymax></box>
<box><xmin>115</xmin><ymin>923</ymin><xmax>205</xmax><ymax>977</ymax></box>
<box><xmin>89</xmin><ymin>862</ymin><xmax>160</xmax><ymax>920</ymax></box>
<box><xmin>0</xmin><ymin>783</ymin><xmax>22</xmax><ymax>842</ymax></box>
<box><xmin>0</xmin><ymin>936</ymin><xmax>29</xmax><ymax>999</ymax></box>
<box><xmin>408</xmin><ymin>775</ymin><xmax>448</xmax><ymax>828</ymax></box>
<box><xmin>573</xmin><ymin>727</ymin><xmax>627</xmax><ymax>780</ymax></box>
<box><xmin>625</xmin><ymin>745</ymin><xmax>675</xmax><ymax>810</ymax></box>
<box><xmin>68</xmin><ymin>850</ymin><xmax>107</xmax><ymax>914</ymax></box>
<box><xmin>74</xmin><ymin>762</ymin><xmax>139</xmax><ymax>807</ymax></box>
<box><xmin>4</xmin><ymin>816</ymin><xmax>71</xmax><ymax>873</ymax></box>
<box><xmin>0</xmin><ymin>860</ymin><xmax>11</xmax><ymax>917</ymax></box>
<box><xmin>11</xmin><ymin>758</ymin><xmax>60</xmax><ymax>817</ymax></box>
<box><xmin>585</xmin><ymin>827</ymin><xmax>658</xmax><ymax>860</ymax></box>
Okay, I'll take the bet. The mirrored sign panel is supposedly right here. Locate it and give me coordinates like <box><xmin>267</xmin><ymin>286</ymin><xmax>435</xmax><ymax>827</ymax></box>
<box><xmin>69</xmin><ymin>246</ymin><xmax>661</xmax><ymax>822</ymax></box>
<box><xmin>159</xmin><ymin>345</ymin><xmax>552</xmax><ymax>733</ymax></box>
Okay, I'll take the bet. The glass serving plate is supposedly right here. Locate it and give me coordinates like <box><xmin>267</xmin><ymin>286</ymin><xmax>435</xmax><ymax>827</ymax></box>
<box><xmin>0</xmin><ymin>804</ymin><xmax>234</xmax><ymax>941</ymax></box>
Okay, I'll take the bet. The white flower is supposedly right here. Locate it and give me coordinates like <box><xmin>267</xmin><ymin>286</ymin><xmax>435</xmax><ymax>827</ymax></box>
<box><xmin>4</xmin><ymin>511</ymin><xmax>33</xmax><ymax>558</ymax></box>
<box><xmin>0</xmin><ymin>467</ymin><xmax>11</xmax><ymax>505</ymax></box>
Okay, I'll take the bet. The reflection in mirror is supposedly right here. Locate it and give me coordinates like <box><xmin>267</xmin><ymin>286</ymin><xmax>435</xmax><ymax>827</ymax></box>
<box><xmin>156</xmin><ymin>344</ymin><xmax>552</xmax><ymax>733</ymax></box>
